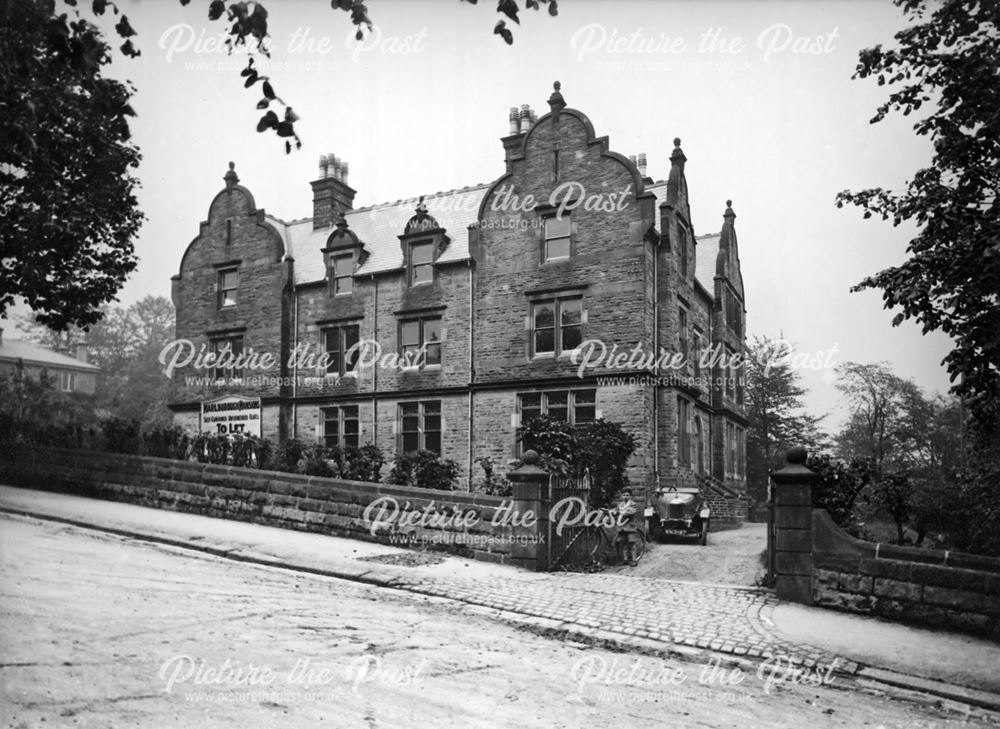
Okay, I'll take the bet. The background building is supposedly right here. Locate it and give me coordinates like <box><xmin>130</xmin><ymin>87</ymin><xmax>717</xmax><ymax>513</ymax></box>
<box><xmin>0</xmin><ymin>327</ymin><xmax>98</xmax><ymax>395</ymax></box>
<box><xmin>170</xmin><ymin>83</ymin><xmax>747</xmax><ymax>507</ymax></box>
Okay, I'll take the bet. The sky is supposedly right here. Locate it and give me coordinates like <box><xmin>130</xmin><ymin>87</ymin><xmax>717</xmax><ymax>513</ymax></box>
<box><xmin>9</xmin><ymin>0</ymin><xmax>957</xmax><ymax>432</ymax></box>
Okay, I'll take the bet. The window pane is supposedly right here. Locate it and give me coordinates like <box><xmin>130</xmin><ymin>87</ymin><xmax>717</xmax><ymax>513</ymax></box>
<box><xmin>402</xmin><ymin>432</ymin><xmax>420</xmax><ymax>453</ymax></box>
<box><xmin>424</xmin><ymin>318</ymin><xmax>441</xmax><ymax>342</ymax></box>
<box><xmin>561</xmin><ymin>326</ymin><xmax>582</xmax><ymax>351</ymax></box>
<box><xmin>573</xmin><ymin>390</ymin><xmax>596</xmax><ymax>423</ymax></box>
<box><xmin>411</xmin><ymin>242</ymin><xmax>433</xmax><ymax>264</ymax></box>
<box><xmin>425</xmin><ymin>342</ymin><xmax>442</xmax><ymax>366</ymax></box>
<box><xmin>401</xmin><ymin>321</ymin><xmax>420</xmax><ymax>347</ymax></box>
<box><xmin>519</xmin><ymin>393</ymin><xmax>541</xmax><ymax>425</ymax></box>
<box><xmin>534</xmin><ymin>329</ymin><xmax>554</xmax><ymax>354</ymax></box>
<box><xmin>533</xmin><ymin>303</ymin><xmax>554</xmax><ymax>329</ymax></box>
<box><xmin>560</xmin><ymin>299</ymin><xmax>581</xmax><ymax>325</ymax></box>
<box><xmin>545</xmin><ymin>215</ymin><xmax>571</xmax><ymax>239</ymax></box>
<box><xmin>325</xmin><ymin>329</ymin><xmax>341</xmax><ymax>374</ymax></box>
<box><xmin>423</xmin><ymin>431</ymin><xmax>441</xmax><ymax>455</ymax></box>
<box><xmin>545</xmin><ymin>237</ymin><xmax>570</xmax><ymax>260</ymax></box>
<box><xmin>411</xmin><ymin>242</ymin><xmax>434</xmax><ymax>285</ymax></box>
<box><xmin>401</xmin><ymin>321</ymin><xmax>420</xmax><ymax>363</ymax></box>
<box><xmin>413</xmin><ymin>263</ymin><xmax>433</xmax><ymax>285</ymax></box>
<box><xmin>546</xmin><ymin>391</ymin><xmax>568</xmax><ymax>422</ymax></box>
<box><xmin>344</xmin><ymin>326</ymin><xmax>360</xmax><ymax>371</ymax></box>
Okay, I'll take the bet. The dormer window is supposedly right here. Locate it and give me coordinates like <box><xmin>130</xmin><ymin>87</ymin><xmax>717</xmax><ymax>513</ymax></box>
<box><xmin>543</xmin><ymin>214</ymin><xmax>571</xmax><ymax>261</ymax></box>
<box><xmin>331</xmin><ymin>252</ymin><xmax>354</xmax><ymax>295</ymax></box>
<box><xmin>409</xmin><ymin>240</ymin><xmax>434</xmax><ymax>286</ymax></box>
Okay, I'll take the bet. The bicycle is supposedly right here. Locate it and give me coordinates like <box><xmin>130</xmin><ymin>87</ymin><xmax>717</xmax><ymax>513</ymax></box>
<box><xmin>587</xmin><ymin>508</ymin><xmax>646</xmax><ymax>566</ymax></box>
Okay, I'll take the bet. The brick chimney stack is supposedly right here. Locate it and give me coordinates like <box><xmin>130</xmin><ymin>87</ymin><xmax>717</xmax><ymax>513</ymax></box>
<box><xmin>76</xmin><ymin>344</ymin><xmax>88</xmax><ymax>364</ymax></box>
<box><xmin>311</xmin><ymin>153</ymin><xmax>356</xmax><ymax>229</ymax></box>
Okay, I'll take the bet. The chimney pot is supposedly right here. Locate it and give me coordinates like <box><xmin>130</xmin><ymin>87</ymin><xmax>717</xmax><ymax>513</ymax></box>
<box><xmin>341</xmin><ymin>161</ymin><xmax>349</xmax><ymax>186</ymax></box>
<box><xmin>76</xmin><ymin>344</ymin><xmax>88</xmax><ymax>364</ymax></box>
<box><xmin>637</xmin><ymin>152</ymin><xmax>647</xmax><ymax>176</ymax></box>
<box><xmin>509</xmin><ymin>107</ymin><xmax>520</xmax><ymax>135</ymax></box>
<box><xmin>318</xmin><ymin>155</ymin><xmax>328</xmax><ymax>178</ymax></box>
<box><xmin>520</xmin><ymin>105</ymin><xmax>531</xmax><ymax>134</ymax></box>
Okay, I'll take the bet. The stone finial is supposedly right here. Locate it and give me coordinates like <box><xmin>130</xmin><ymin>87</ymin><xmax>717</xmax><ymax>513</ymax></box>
<box><xmin>334</xmin><ymin>213</ymin><xmax>349</xmax><ymax>231</ymax></box>
<box><xmin>224</xmin><ymin>161</ymin><xmax>239</xmax><ymax>189</ymax></box>
<box><xmin>724</xmin><ymin>199</ymin><xmax>736</xmax><ymax>220</ymax></box>
<box><xmin>786</xmin><ymin>445</ymin><xmax>807</xmax><ymax>465</ymax></box>
<box><xmin>770</xmin><ymin>445</ymin><xmax>817</xmax><ymax>484</ymax></box>
<box><xmin>523</xmin><ymin>449</ymin><xmax>539</xmax><ymax>465</ymax></box>
<box><xmin>415</xmin><ymin>195</ymin><xmax>428</xmax><ymax>215</ymax></box>
<box><xmin>670</xmin><ymin>138</ymin><xmax>686</xmax><ymax>163</ymax></box>
<box><xmin>548</xmin><ymin>80</ymin><xmax>566</xmax><ymax>114</ymax></box>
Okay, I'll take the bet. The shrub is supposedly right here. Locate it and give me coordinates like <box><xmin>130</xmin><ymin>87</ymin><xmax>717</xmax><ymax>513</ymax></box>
<box><xmin>386</xmin><ymin>450</ymin><xmax>460</xmax><ymax>491</ymax></box>
<box><xmin>517</xmin><ymin>415</ymin><xmax>637</xmax><ymax>508</ymax></box>
<box><xmin>331</xmin><ymin>443</ymin><xmax>384</xmax><ymax>482</ymax></box>
<box><xmin>101</xmin><ymin>417</ymin><xmax>142</xmax><ymax>455</ymax></box>
<box><xmin>143</xmin><ymin>424</ymin><xmax>190</xmax><ymax>460</ymax></box>
<box><xmin>474</xmin><ymin>456</ymin><xmax>512</xmax><ymax>497</ymax></box>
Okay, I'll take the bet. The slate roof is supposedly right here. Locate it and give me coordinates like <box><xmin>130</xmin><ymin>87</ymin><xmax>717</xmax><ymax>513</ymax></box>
<box><xmin>268</xmin><ymin>185</ymin><xmax>491</xmax><ymax>285</ymax></box>
<box><xmin>0</xmin><ymin>338</ymin><xmax>99</xmax><ymax>371</ymax></box>
<box><xmin>269</xmin><ymin>179</ymin><xmax>720</xmax><ymax>292</ymax></box>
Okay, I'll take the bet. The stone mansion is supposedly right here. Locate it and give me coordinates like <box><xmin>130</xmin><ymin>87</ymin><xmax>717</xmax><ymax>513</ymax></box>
<box><xmin>169</xmin><ymin>83</ymin><xmax>748</xmax><ymax>504</ymax></box>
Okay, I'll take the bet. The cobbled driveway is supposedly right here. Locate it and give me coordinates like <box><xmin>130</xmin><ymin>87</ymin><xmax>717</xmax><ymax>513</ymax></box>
<box><xmin>393</xmin><ymin>571</ymin><xmax>851</xmax><ymax>672</ymax></box>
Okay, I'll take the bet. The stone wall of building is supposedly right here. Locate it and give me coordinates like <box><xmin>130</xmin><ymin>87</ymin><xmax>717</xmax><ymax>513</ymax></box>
<box><xmin>170</xmin><ymin>168</ymin><xmax>291</xmax><ymax>437</ymax></box>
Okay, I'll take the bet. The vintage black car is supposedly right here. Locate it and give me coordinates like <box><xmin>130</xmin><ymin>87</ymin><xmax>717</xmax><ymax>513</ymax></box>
<box><xmin>644</xmin><ymin>486</ymin><xmax>710</xmax><ymax>545</ymax></box>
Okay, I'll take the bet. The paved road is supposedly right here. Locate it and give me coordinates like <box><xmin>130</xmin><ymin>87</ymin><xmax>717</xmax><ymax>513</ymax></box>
<box><xmin>1</xmin><ymin>515</ymin><xmax>994</xmax><ymax>728</ymax></box>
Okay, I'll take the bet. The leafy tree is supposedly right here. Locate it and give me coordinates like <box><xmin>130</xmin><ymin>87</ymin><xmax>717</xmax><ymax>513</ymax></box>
<box><xmin>835</xmin><ymin>361</ymin><xmax>917</xmax><ymax>481</ymax></box>
<box><xmin>807</xmin><ymin>453</ymin><xmax>873</xmax><ymax>532</ymax></box>
<box><xmin>744</xmin><ymin>335</ymin><xmax>827</xmax><ymax>504</ymax></box>
<box><xmin>17</xmin><ymin>295</ymin><xmax>176</xmax><ymax>427</ymax></box>
<box><xmin>1</xmin><ymin>0</ymin><xmax>144</xmax><ymax>330</ymax></box>
<box><xmin>836</xmin><ymin>0</ymin><xmax>1000</xmax><ymax>439</ymax></box>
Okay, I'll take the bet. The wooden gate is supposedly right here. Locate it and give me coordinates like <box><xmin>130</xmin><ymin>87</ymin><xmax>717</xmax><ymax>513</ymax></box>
<box><xmin>547</xmin><ymin>471</ymin><xmax>594</xmax><ymax>570</ymax></box>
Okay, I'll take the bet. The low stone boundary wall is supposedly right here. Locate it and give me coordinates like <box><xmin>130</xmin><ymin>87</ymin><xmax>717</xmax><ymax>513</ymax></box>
<box><xmin>812</xmin><ymin>510</ymin><xmax>1000</xmax><ymax>640</ymax></box>
<box><xmin>0</xmin><ymin>447</ymin><xmax>531</xmax><ymax>566</ymax></box>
